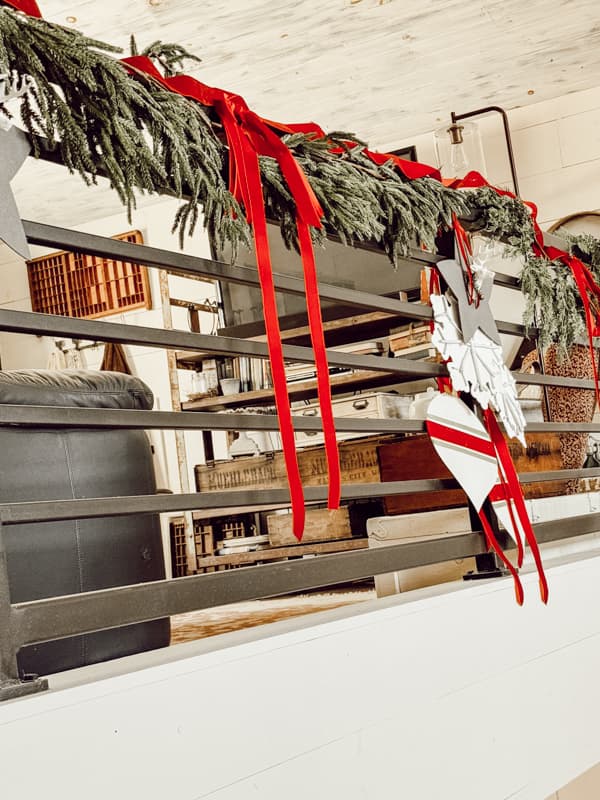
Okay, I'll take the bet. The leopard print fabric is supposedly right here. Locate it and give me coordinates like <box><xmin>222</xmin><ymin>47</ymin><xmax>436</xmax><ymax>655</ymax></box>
<box><xmin>543</xmin><ymin>344</ymin><xmax>596</xmax><ymax>493</ymax></box>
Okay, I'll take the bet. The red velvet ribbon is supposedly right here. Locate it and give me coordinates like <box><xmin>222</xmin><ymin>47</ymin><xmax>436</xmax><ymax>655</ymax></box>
<box><xmin>477</xmin><ymin>509</ymin><xmax>525</xmax><ymax>606</ymax></box>
<box><xmin>453</xmin><ymin>216</ymin><xmax>480</xmax><ymax>306</ymax></box>
<box><xmin>484</xmin><ymin>408</ymin><xmax>549</xmax><ymax>604</ymax></box>
<box><xmin>544</xmin><ymin>246</ymin><xmax>600</xmax><ymax>408</ymax></box>
<box><xmin>328</xmin><ymin>141</ymin><xmax>441</xmax><ymax>181</ymax></box>
<box><xmin>1</xmin><ymin>0</ymin><xmax>41</xmax><ymax>15</ymax></box>
<box><xmin>122</xmin><ymin>55</ymin><xmax>343</xmax><ymax>538</ymax></box>
<box><xmin>1</xmin><ymin>0</ymin><xmax>41</xmax><ymax>16</ymax></box>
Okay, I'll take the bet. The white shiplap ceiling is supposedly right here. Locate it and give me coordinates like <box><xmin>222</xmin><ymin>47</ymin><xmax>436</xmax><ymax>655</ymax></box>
<box><xmin>11</xmin><ymin>0</ymin><xmax>600</xmax><ymax>225</ymax></box>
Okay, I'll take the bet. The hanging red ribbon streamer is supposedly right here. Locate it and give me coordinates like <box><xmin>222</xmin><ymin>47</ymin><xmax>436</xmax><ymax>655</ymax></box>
<box><xmin>477</xmin><ymin>509</ymin><xmax>525</xmax><ymax>606</ymax></box>
<box><xmin>544</xmin><ymin>246</ymin><xmax>600</xmax><ymax>408</ymax></box>
<box><xmin>453</xmin><ymin>215</ymin><xmax>480</xmax><ymax>306</ymax></box>
<box><xmin>122</xmin><ymin>55</ymin><xmax>343</xmax><ymax>538</ymax></box>
<box><xmin>484</xmin><ymin>409</ymin><xmax>549</xmax><ymax>604</ymax></box>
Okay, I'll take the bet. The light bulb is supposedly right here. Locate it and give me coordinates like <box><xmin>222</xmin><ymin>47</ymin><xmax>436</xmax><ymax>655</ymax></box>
<box><xmin>434</xmin><ymin>119</ymin><xmax>486</xmax><ymax>180</ymax></box>
<box><xmin>448</xmin><ymin>141</ymin><xmax>470</xmax><ymax>178</ymax></box>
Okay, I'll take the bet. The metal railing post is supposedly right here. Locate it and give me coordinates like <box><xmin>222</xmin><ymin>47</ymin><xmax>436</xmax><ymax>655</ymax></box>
<box><xmin>0</xmin><ymin>518</ymin><xmax>48</xmax><ymax>701</ymax></box>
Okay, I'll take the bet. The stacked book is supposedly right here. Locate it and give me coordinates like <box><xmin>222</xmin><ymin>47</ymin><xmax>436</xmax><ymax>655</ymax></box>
<box><xmin>388</xmin><ymin>323</ymin><xmax>440</xmax><ymax>361</ymax></box>
<box><xmin>285</xmin><ymin>340</ymin><xmax>384</xmax><ymax>383</ymax></box>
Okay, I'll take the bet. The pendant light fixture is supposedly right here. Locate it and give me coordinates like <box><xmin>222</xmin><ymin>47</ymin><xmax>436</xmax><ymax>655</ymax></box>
<box><xmin>434</xmin><ymin>106</ymin><xmax>520</xmax><ymax>196</ymax></box>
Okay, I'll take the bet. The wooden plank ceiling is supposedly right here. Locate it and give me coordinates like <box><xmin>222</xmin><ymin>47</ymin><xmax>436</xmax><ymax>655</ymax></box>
<box><xmin>12</xmin><ymin>0</ymin><xmax>600</xmax><ymax>226</ymax></box>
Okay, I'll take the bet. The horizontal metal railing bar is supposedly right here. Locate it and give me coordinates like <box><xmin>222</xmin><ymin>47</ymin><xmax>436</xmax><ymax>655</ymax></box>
<box><xmin>515</xmin><ymin>372</ymin><xmax>596</xmax><ymax>389</ymax></box>
<box><xmin>23</xmin><ymin>221</ymin><xmax>532</xmax><ymax>337</ymax></box>
<box><xmin>3</xmin><ymin>405</ymin><xmax>600</xmax><ymax>434</ymax></box>
<box><xmin>532</xmin><ymin>511</ymin><xmax>600</xmax><ymax>543</ymax></box>
<box><xmin>24</xmin><ymin>221</ymin><xmax>434</xmax><ymax>318</ymax></box>
<box><xmin>2</xmin><ymin>467</ymin><xmax>600</xmax><ymax>525</ymax></box>
<box><xmin>12</xmin><ymin>531</ymin><xmax>489</xmax><ymax>646</ymax></box>
<box><xmin>526</xmin><ymin>422</ymin><xmax>600</xmax><ymax>432</ymax></box>
<box><xmin>0</xmin><ymin>308</ymin><xmax>446</xmax><ymax>378</ymax></box>
<box><xmin>0</xmin><ymin>405</ymin><xmax>427</xmax><ymax>432</ymax></box>
<box><xmin>493</xmin><ymin>271</ymin><xmax>520</xmax><ymax>289</ymax></box>
<box><xmin>12</xmin><ymin>509</ymin><xmax>600</xmax><ymax>648</ymax></box>
<box><xmin>519</xmin><ymin>467</ymin><xmax>600</xmax><ymax>483</ymax></box>
<box><xmin>0</xmin><ymin>484</ymin><xmax>459</xmax><ymax>524</ymax></box>
<box><xmin>0</xmin><ymin>308</ymin><xmax>596</xmax><ymax>389</ymax></box>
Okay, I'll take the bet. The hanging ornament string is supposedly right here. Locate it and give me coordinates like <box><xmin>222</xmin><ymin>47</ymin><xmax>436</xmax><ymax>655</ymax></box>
<box><xmin>453</xmin><ymin>215</ymin><xmax>480</xmax><ymax>306</ymax></box>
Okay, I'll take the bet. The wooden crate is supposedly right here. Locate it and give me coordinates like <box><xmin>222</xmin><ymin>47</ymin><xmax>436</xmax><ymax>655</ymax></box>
<box><xmin>195</xmin><ymin>435</ymin><xmax>390</xmax><ymax>493</ymax></box>
<box><xmin>367</xmin><ymin>508</ymin><xmax>476</xmax><ymax>596</ymax></box>
<box><xmin>267</xmin><ymin>507</ymin><xmax>351</xmax><ymax>547</ymax></box>
<box><xmin>379</xmin><ymin>432</ymin><xmax>565</xmax><ymax>515</ymax></box>
<box><xmin>169</xmin><ymin>517</ymin><xmax>216</xmax><ymax>576</ymax></box>
<box><xmin>388</xmin><ymin>322</ymin><xmax>432</xmax><ymax>354</ymax></box>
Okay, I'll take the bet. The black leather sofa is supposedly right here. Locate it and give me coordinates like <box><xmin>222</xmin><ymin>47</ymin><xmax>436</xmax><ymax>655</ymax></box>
<box><xmin>0</xmin><ymin>369</ymin><xmax>170</xmax><ymax>676</ymax></box>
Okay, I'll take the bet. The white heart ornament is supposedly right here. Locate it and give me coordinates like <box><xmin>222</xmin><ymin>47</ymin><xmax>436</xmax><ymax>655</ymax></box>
<box><xmin>426</xmin><ymin>393</ymin><xmax>498</xmax><ymax>511</ymax></box>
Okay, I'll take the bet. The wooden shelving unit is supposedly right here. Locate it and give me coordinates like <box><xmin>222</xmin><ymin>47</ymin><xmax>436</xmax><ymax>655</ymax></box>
<box><xmin>181</xmin><ymin>369</ymin><xmax>408</xmax><ymax>411</ymax></box>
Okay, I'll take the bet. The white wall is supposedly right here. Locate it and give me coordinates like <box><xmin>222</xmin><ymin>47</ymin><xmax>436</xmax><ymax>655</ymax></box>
<box><xmin>3</xmin><ymin>551</ymin><xmax>600</xmax><ymax>799</ymax></box>
<box><xmin>386</xmin><ymin>85</ymin><xmax>600</xmax><ymax>229</ymax></box>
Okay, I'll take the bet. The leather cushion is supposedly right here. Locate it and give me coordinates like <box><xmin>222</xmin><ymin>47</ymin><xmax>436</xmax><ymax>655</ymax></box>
<box><xmin>0</xmin><ymin>369</ymin><xmax>153</xmax><ymax>409</ymax></box>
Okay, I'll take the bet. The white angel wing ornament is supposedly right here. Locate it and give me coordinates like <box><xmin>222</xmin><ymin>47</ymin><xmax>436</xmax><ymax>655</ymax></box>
<box><xmin>431</xmin><ymin>257</ymin><xmax>526</xmax><ymax>444</ymax></box>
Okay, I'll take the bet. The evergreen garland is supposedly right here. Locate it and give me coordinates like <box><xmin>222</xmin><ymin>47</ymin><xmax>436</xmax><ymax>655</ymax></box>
<box><xmin>0</xmin><ymin>9</ymin><xmax>248</xmax><ymax>253</ymax></box>
<box><xmin>3</xmin><ymin>15</ymin><xmax>600</xmax><ymax>353</ymax></box>
<box><xmin>562</xmin><ymin>230</ymin><xmax>600</xmax><ymax>283</ymax></box>
<box><xmin>461</xmin><ymin>186</ymin><xmax>537</xmax><ymax>255</ymax></box>
<box><xmin>261</xmin><ymin>133</ymin><xmax>468</xmax><ymax>265</ymax></box>
<box><xmin>520</xmin><ymin>254</ymin><xmax>584</xmax><ymax>352</ymax></box>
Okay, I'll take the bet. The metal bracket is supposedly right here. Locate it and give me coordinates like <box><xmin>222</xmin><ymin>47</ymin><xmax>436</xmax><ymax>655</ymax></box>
<box><xmin>0</xmin><ymin>674</ymin><xmax>49</xmax><ymax>702</ymax></box>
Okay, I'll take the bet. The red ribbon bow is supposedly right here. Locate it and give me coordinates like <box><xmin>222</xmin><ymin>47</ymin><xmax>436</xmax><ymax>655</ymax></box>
<box><xmin>123</xmin><ymin>55</ymin><xmax>342</xmax><ymax>539</ymax></box>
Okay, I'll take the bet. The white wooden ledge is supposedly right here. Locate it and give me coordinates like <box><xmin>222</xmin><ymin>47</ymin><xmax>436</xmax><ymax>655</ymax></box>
<box><xmin>2</xmin><ymin>551</ymin><xmax>600</xmax><ymax>800</ymax></box>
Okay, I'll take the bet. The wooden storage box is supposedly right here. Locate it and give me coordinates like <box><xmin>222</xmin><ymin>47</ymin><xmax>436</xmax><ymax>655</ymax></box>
<box><xmin>294</xmin><ymin>392</ymin><xmax>412</xmax><ymax>448</ymax></box>
<box><xmin>195</xmin><ymin>435</ymin><xmax>390</xmax><ymax>493</ymax></box>
<box><xmin>367</xmin><ymin>507</ymin><xmax>476</xmax><ymax>596</ymax></box>
<box><xmin>388</xmin><ymin>322</ymin><xmax>432</xmax><ymax>352</ymax></box>
<box><xmin>378</xmin><ymin>432</ymin><xmax>566</xmax><ymax>515</ymax></box>
<box><xmin>267</xmin><ymin>507</ymin><xmax>351</xmax><ymax>547</ymax></box>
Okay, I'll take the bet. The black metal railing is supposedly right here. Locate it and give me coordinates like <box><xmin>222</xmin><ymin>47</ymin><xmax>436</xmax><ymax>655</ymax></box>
<box><xmin>1</xmin><ymin>219</ymin><xmax>599</xmax><ymax>701</ymax></box>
